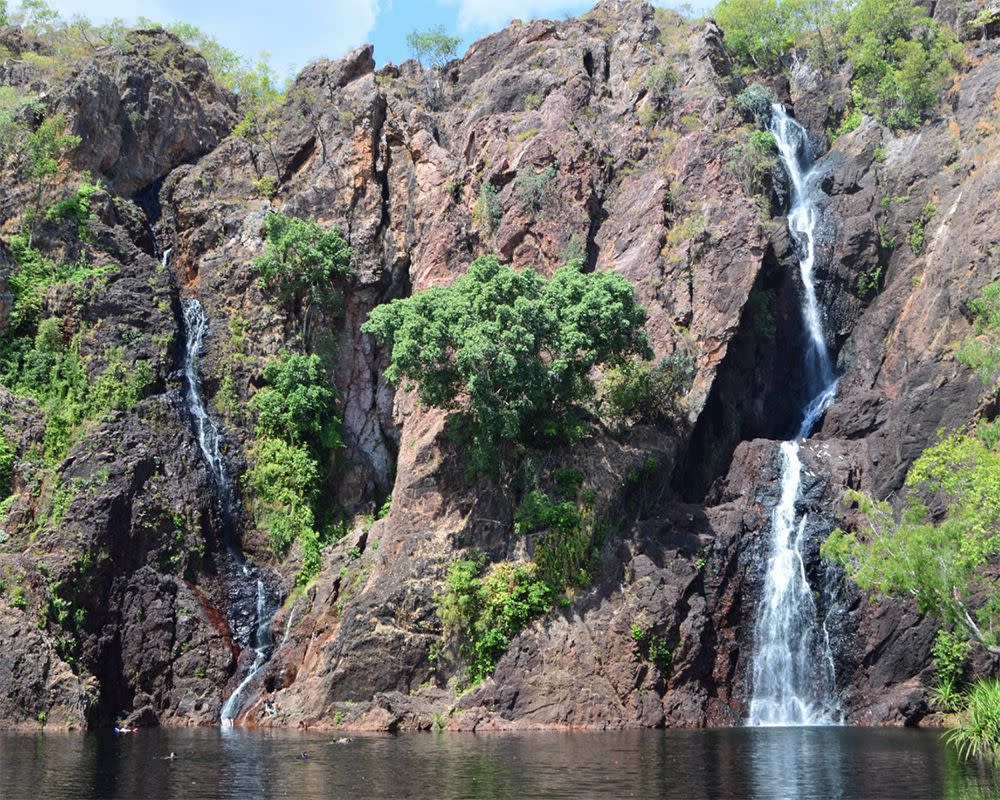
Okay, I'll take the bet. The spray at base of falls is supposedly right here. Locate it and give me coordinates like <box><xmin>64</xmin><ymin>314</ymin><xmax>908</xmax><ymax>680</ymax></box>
<box><xmin>179</xmin><ymin>294</ymin><xmax>279</xmax><ymax>727</ymax></box>
<box><xmin>746</xmin><ymin>104</ymin><xmax>841</xmax><ymax>727</ymax></box>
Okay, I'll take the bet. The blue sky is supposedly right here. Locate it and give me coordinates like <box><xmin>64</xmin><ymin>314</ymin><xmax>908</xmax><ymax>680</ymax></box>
<box><xmin>12</xmin><ymin>1</ymin><xmax>713</xmax><ymax>78</ymax></box>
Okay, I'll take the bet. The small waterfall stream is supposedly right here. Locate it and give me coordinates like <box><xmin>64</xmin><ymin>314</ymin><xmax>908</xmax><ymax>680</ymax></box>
<box><xmin>179</xmin><ymin>293</ymin><xmax>277</xmax><ymax>727</ymax></box>
<box><xmin>747</xmin><ymin>104</ymin><xmax>841</xmax><ymax>727</ymax></box>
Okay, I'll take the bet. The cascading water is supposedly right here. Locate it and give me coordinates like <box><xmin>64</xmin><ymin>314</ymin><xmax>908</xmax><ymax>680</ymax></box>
<box><xmin>178</xmin><ymin>293</ymin><xmax>277</xmax><ymax>728</ymax></box>
<box><xmin>747</xmin><ymin>104</ymin><xmax>840</xmax><ymax>727</ymax></box>
<box><xmin>219</xmin><ymin>579</ymin><xmax>275</xmax><ymax>727</ymax></box>
<box><xmin>181</xmin><ymin>298</ymin><xmax>237</xmax><ymax>540</ymax></box>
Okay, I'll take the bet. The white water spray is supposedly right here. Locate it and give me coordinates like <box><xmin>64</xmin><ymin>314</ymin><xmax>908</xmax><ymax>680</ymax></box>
<box><xmin>747</xmin><ymin>105</ymin><xmax>840</xmax><ymax>727</ymax></box>
<box><xmin>220</xmin><ymin>579</ymin><xmax>275</xmax><ymax>727</ymax></box>
<box><xmin>181</xmin><ymin>298</ymin><xmax>237</xmax><ymax>536</ymax></box>
<box><xmin>180</xmin><ymin>297</ymin><xmax>277</xmax><ymax>727</ymax></box>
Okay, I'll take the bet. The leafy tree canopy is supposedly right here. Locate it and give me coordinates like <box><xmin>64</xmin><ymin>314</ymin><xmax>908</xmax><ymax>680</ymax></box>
<box><xmin>251</xmin><ymin>352</ymin><xmax>341</xmax><ymax>452</ymax></box>
<box><xmin>406</xmin><ymin>26</ymin><xmax>461</xmax><ymax>68</ymax></box>
<box><xmin>842</xmin><ymin>0</ymin><xmax>961</xmax><ymax>129</ymax></box>
<box><xmin>362</xmin><ymin>255</ymin><xmax>651</xmax><ymax>460</ymax></box>
<box><xmin>253</xmin><ymin>212</ymin><xmax>353</xmax><ymax>307</ymax></box>
<box><xmin>823</xmin><ymin>421</ymin><xmax>1000</xmax><ymax>651</ymax></box>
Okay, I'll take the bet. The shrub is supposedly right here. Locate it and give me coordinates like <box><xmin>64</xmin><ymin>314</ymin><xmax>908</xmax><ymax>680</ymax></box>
<box><xmin>362</xmin><ymin>255</ymin><xmax>651</xmax><ymax>467</ymax></box>
<box><xmin>253</xmin><ymin>175</ymin><xmax>278</xmax><ymax>199</ymax></box>
<box><xmin>514</xmin><ymin>165</ymin><xmax>557</xmax><ymax>212</ymax></box>
<box><xmin>472</xmin><ymin>180</ymin><xmax>502</xmax><ymax>233</ymax></box>
<box><xmin>23</xmin><ymin>114</ymin><xmax>81</xmax><ymax>224</ymax></box>
<box><xmin>956</xmin><ymin>283</ymin><xmax>1000</xmax><ymax>385</ymax></box>
<box><xmin>438</xmin><ymin>555</ymin><xmax>554</xmax><ymax>685</ymax></box>
<box><xmin>0</xmin><ymin>431</ymin><xmax>14</xmax><ymax>498</ymax></box>
<box><xmin>727</xmin><ymin>129</ymin><xmax>778</xmax><ymax>197</ymax></box>
<box><xmin>842</xmin><ymin>0</ymin><xmax>961</xmax><ymax>129</ymax></box>
<box><xmin>931</xmin><ymin>629</ymin><xmax>971</xmax><ymax>711</ymax></box>
<box><xmin>644</xmin><ymin>63</ymin><xmax>677</xmax><ymax>111</ymax></box>
<box><xmin>734</xmin><ymin>83</ymin><xmax>777</xmax><ymax>124</ymax></box>
<box><xmin>946</xmin><ymin>680</ymin><xmax>1000</xmax><ymax>761</ymax></box>
<box><xmin>243</xmin><ymin>437</ymin><xmax>318</xmax><ymax>555</ymax></box>
<box><xmin>45</xmin><ymin>179</ymin><xmax>102</xmax><ymax>241</ymax></box>
<box><xmin>243</xmin><ymin>350</ymin><xmax>343</xmax><ymax>583</ymax></box>
<box><xmin>908</xmin><ymin>201</ymin><xmax>936</xmax><ymax>254</ymax></box>
<box><xmin>601</xmin><ymin>352</ymin><xmax>694</xmax><ymax>425</ymax></box>
<box><xmin>253</xmin><ymin>212</ymin><xmax>353</xmax><ymax>307</ymax></box>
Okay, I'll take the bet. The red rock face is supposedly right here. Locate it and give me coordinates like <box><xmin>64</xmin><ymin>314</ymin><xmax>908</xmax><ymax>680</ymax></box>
<box><xmin>1</xmin><ymin>1</ymin><xmax>997</xmax><ymax>730</ymax></box>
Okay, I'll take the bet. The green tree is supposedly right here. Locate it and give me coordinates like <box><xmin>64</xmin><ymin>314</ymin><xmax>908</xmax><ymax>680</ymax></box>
<box><xmin>251</xmin><ymin>352</ymin><xmax>341</xmax><ymax>451</ymax></box>
<box><xmin>842</xmin><ymin>0</ymin><xmax>961</xmax><ymax>129</ymax></box>
<box><xmin>362</xmin><ymin>255</ymin><xmax>651</xmax><ymax>462</ymax></box>
<box><xmin>406</xmin><ymin>26</ymin><xmax>461</xmax><ymax>68</ymax></box>
<box><xmin>253</xmin><ymin>212</ymin><xmax>353</xmax><ymax>308</ymax></box>
<box><xmin>0</xmin><ymin>1</ymin><xmax>9</xmax><ymax>27</ymax></box>
<box><xmin>24</xmin><ymin>114</ymin><xmax>81</xmax><ymax>226</ymax></box>
<box><xmin>822</xmin><ymin>423</ymin><xmax>1000</xmax><ymax>653</ymax></box>
<box><xmin>714</xmin><ymin>0</ymin><xmax>796</xmax><ymax>70</ymax></box>
<box><xmin>243</xmin><ymin>436</ymin><xmax>319</xmax><ymax>556</ymax></box>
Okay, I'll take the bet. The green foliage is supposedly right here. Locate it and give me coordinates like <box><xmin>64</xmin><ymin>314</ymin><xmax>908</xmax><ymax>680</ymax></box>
<box><xmin>601</xmin><ymin>352</ymin><xmax>694</xmax><ymax>426</ymax></box>
<box><xmin>91</xmin><ymin>347</ymin><xmax>152</xmax><ymax>413</ymax></box>
<box><xmin>251</xmin><ymin>352</ymin><xmax>341</xmax><ymax>451</ymax></box>
<box><xmin>956</xmin><ymin>283</ymin><xmax>1000</xmax><ymax>385</ymax></box>
<box><xmin>472</xmin><ymin>180</ymin><xmax>502</xmax><ymax>233</ymax></box>
<box><xmin>909</xmin><ymin>201</ymin><xmax>936</xmax><ymax>254</ymax></box>
<box><xmin>406</xmin><ymin>26</ymin><xmax>461</xmax><ymax>68</ymax></box>
<box><xmin>0</xmin><ymin>0</ymin><xmax>8</xmax><ymax>27</ymax></box>
<box><xmin>45</xmin><ymin>179</ymin><xmax>102</xmax><ymax>241</ymax></box>
<box><xmin>438</xmin><ymin>555</ymin><xmax>555</xmax><ymax>685</ymax></box>
<box><xmin>362</xmin><ymin>255</ymin><xmax>651</xmax><ymax>467</ymax></box>
<box><xmin>842</xmin><ymin>0</ymin><xmax>961</xmax><ymax>129</ymax></box>
<box><xmin>714</xmin><ymin>0</ymin><xmax>797</xmax><ymax>70</ymax></box>
<box><xmin>641</xmin><ymin>62</ymin><xmax>677</xmax><ymax>125</ymax></box>
<box><xmin>0</xmin><ymin>431</ymin><xmax>14</xmax><ymax>499</ymax></box>
<box><xmin>253</xmin><ymin>175</ymin><xmax>278</xmax><ymax>199</ymax></box>
<box><xmin>514</xmin><ymin>165</ymin><xmax>557</xmax><ymax>212</ymax></box>
<box><xmin>832</xmin><ymin>107</ymin><xmax>863</xmax><ymax>139</ymax></box>
<box><xmin>24</xmin><ymin>114</ymin><xmax>81</xmax><ymax>223</ymax></box>
<box><xmin>932</xmin><ymin>629</ymin><xmax>971</xmax><ymax>710</ymax></box>
<box><xmin>240</xmin><ymin>347</ymin><xmax>344</xmax><ymax>582</ymax></box>
<box><xmin>946</xmin><ymin>680</ymin><xmax>1000</xmax><ymax>761</ymax></box>
<box><xmin>727</xmin><ymin>129</ymin><xmax>778</xmax><ymax>197</ymax></box>
<box><xmin>253</xmin><ymin>212</ymin><xmax>353</xmax><ymax>307</ymax></box>
<box><xmin>856</xmin><ymin>262</ymin><xmax>884</xmax><ymax>300</ymax></box>
<box><xmin>243</xmin><ymin>437</ymin><xmax>319</xmax><ymax>556</ymax></box>
<box><xmin>822</xmin><ymin>425</ymin><xmax>1000</xmax><ymax>649</ymax></box>
<box><xmin>243</xmin><ymin>350</ymin><xmax>343</xmax><ymax>584</ymax></box>
<box><xmin>734</xmin><ymin>83</ymin><xmax>778</xmax><ymax>123</ymax></box>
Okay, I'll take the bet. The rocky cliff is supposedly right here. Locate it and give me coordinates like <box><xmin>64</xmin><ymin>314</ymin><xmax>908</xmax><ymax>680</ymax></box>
<box><xmin>0</xmin><ymin>1</ymin><xmax>997</xmax><ymax>731</ymax></box>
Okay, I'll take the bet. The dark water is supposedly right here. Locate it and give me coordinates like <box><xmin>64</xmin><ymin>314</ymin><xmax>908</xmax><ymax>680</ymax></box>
<box><xmin>1</xmin><ymin>727</ymin><xmax>998</xmax><ymax>800</ymax></box>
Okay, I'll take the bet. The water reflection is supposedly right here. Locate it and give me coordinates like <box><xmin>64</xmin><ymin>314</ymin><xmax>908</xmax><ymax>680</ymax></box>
<box><xmin>1</xmin><ymin>727</ymin><xmax>998</xmax><ymax>800</ymax></box>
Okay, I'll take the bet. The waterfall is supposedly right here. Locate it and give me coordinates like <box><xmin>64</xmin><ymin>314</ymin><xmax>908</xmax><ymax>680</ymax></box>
<box><xmin>178</xmin><ymin>296</ymin><xmax>278</xmax><ymax>728</ymax></box>
<box><xmin>747</xmin><ymin>104</ymin><xmax>840</xmax><ymax>727</ymax></box>
<box><xmin>220</xmin><ymin>579</ymin><xmax>275</xmax><ymax>728</ymax></box>
<box><xmin>181</xmin><ymin>298</ymin><xmax>237</xmax><ymax>543</ymax></box>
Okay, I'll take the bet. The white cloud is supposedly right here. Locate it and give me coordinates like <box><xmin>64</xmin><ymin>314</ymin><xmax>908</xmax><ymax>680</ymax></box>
<box><xmin>440</xmin><ymin>0</ymin><xmax>584</xmax><ymax>30</ymax></box>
